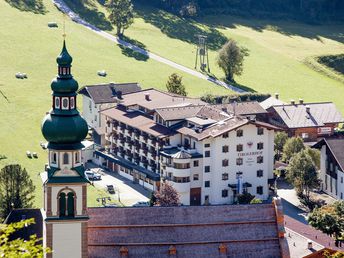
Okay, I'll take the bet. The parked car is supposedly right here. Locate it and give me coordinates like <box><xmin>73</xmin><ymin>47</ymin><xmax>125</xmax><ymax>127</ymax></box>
<box><xmin>106</xmin><ymin>185</ymin><xmax>115</xmax><ymax>194</ymax></box>
<box><xmin>133</xmin><ymin>201</ymin><xmax>150</xmax><ymax>207</ymax></box>
<box><xmin>85</xmin><ymin>170</ymin><xmax>101</xmax><ymax>180</ymax></box>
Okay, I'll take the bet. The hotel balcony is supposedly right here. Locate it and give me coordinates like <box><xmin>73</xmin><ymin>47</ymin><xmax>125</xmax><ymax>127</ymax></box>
<box><xmin>165</xmin><ymin>166</ymin><xmax>191</xmax><ymax>177</ymax></box>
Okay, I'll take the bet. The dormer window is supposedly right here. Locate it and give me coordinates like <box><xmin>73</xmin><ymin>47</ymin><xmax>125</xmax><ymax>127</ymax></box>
<box><xmin>62</xmin><ymin>97</ymin><xmax>69</xmax><ymax>110</ymax></box>
<box><xmin>55</xmin><ymin>97</ymin><xmax>60</xmax><ymax>109</ymax></box>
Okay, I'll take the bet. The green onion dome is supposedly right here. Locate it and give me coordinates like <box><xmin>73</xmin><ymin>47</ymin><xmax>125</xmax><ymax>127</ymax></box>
<box><xmin>51</xmin><ymin>77</ymin><xmax>78</xmax><ymax>93</ymax></box>
<box><xmin>56</xmin><ymin>40</ymin><xmax>72</xmax><ymax>66</ymax></box>
<box><xmin>41</xmin><ymin>113</ymin><xmax>88</xmax><ymax>144</ymax></box>
<box><xmin>41</xmin><ymin>40</ymin><xmax>88</xmax><ymax>148</ymax></box>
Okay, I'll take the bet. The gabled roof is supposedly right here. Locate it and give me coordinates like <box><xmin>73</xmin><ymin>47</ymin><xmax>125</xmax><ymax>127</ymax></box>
<box><xmin>119</xmin><ymin>89</ymin><xmax>205</xmax><ymax>111</ymax></box>
<box><xmin>269</xmin><ymin>102</ymin><xmax>344</xmax><ymax>128</ymax></box>
<box><xmin>4</xmin><ymin>209</ymin><xmax>43</xmax><ymax>243</ymax></box>
<box><xmin>155</xmin><ymin>105</ymin><xmax>204</xmax><ymax>121</ymax></box>
<box><xmin>79</xmin><ymin>83</ymin><xmax>141</xmax><ymax>104</ymax></box>
<box><xmin>313</xmin><ymin>138</ymin><xmax>344</xmax><ymax>171</ymax></box>
<box><xmin>214</xmin><ymin>101</ymin><xmax>268</xmax><ymax>115</ymax></box>
<box><xmin>260</xmin><ymin>96</ymin><xmax>285</xmax><ymax>110</ymax></box>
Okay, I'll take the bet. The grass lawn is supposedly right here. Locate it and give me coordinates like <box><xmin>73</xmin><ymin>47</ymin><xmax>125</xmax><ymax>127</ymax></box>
<box><xmin>0</xmin><ymin>0</ymin><xmax>230</xmax><ymax>208</ymax></box>
<box><xmin>66</xmin><ymin>0</ymin><xmax>344</xmax><ymax>111</ymax></box>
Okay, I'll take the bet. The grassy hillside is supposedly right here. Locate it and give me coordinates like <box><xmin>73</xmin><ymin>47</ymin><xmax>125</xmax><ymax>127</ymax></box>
<box><xmin>66</xmin><ymin>0</ymin><xmax>344</xmax><ymax>111</ymax></box>
<box><xmin>0</xmin><ymin>0</ymin><xmax>229</xmax><ymax>208</ymax></box>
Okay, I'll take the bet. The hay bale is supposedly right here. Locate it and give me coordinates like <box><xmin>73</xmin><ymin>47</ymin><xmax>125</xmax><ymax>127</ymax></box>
<box><xmin>48</xmin><ymin>22</ymin><xmax>58</xmax><ymax>28</ymax></box>
<box><xmin>97</xmin><ymin>70</ymin><xmax>107</xmax><ymax>77</ymax></box>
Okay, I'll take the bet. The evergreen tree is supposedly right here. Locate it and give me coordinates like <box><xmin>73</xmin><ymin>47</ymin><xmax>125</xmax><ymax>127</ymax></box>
<box><xmin>217</xmin><ymin>39</ymin><xmax>249</xmax><ymax>82</ymax></box>
<box><xmin>282</xmin><ymin>137</ymin><xmax>305</xmax><ymax>162</ymax></box>
<box><xmin>154</xmin><ymin>182</ymin><xmax>180</xmax><ymax>207</ymax></box>
<box><xmin>106</xmin><ymin>0</ymin><xmax>134</xmax><ymax>36</ymax></box>
<box><xmin>0</xmin><ymin>164</ymin><xmax>35</xmax><ymax>219</ymax></box>
<box><xmin>166</xmin><ymin>73</ymin><xmax>187</xmax><ymax>96</ymax></box>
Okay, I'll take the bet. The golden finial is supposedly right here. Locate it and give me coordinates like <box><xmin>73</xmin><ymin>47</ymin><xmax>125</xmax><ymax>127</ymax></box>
<box><xmin>62</xmin><ymin>13</ymin><xmax>66</xmax><ymax>38</ymax></box>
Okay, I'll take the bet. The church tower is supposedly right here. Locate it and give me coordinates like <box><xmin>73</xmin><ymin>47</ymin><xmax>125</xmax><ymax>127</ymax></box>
<box><xmin>41</xmin><ymin>40</ymin><xmax>89</xmax><ymax>258</ymax></box>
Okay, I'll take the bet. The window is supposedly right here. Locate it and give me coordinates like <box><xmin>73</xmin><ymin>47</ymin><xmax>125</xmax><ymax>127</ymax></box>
<box><xmin>193</xmin><ymin>174</ymin><xmax>199</xmax><ymax>181</ymax></box>
<box><xmin>204</xmin><ymin>166</ymin><xmax>210</xmax><ymax>173</ymax></box>
<box><xmin>173</xmin><ymin>176</ymin><xmax>190</xmax><ymax>183</ymax></box>
<box><xmin>205</xmin><ymin>151</ymin><xmax>211</xmax><ymax>157</ymax></box>
<box><xmin>52</xmin><ymin>152</ymin><xmax>57</xmax><ymax>164</ymax></box>
<box><xmin>341</xmin><ymin>177</ymin><xmax>343</xmax><ymax>184</ymax></box>
<box><xmin>70</xmin><ymin>97</ymin><xmax>75</xmax><ymax>109</ymax></box>
<box><xmin>341</xmin><ymin>193</ymin><xmax>343</xmax><ymax>200</ymax></box>
<box><xmin>236</xmin><ymin>158</ymin><xmax>243</xmax><ymax>166</ymax></box>
<box><xmin>62</xmin><ymin>98</ymin><xmax>69</xmax><ymax>110</ymax></box>
<box><xmin>59</xmin><ymin>190</ymin><xmax>75</xmax><ymax>217</ymax></box>
<box><xmin>173</xmin><ymin>163</ymin><xmax>190</xmax><ymax>169</ymax></box>
<box><xmin>237</xmin><ymin>144</ymin><xmax>243</xmax><ymax>152</ymax></box>
<box><xmin>257</xmin><ymin>142</ymin><xmax>264</xmax><ymax>150</ymax></box>
<box><xmin>55</xmin><ymin>97</ymin><xmax>60</xmax><ymax>109</ymax></box>
<box><xmin>63</xmin><ymin>153</ymin><xmax>69</xmax><ymax>165</ymax></box>
<box><xmin>222</xmin><ymin>145</ymin><xmax>229</xmax><ymax>153</ymax></box>
<box><xmin>222</xmin><ymin>189</ymin><xmax>228</xmax><ymax>197</ymax></box>
<box><xmin>222</xmin><ymin>132</ymin><xmax>229</xmax><ymax>138</ymax></box>
<box><xmin>94</xmin><ymin>115</ymin><xmax>97</xmax><ymax>122</ymax></box>
<box><xmin>205</xmin><ymin>181</ymin><xmax>210</xmax><ymax>187</ymax></box>
<box><xmin>193</xmin><ymin>160</ymin><xmax>199</xmax><ymax>167</ymax></box>
<box><xmin>257</xmin><ymin>156</ymin><xmax>263</xmax><ymax>164</ymax></box>
<box><xmin>75</xmin><ymin>152</ymin><xmax>79</xmax><ymax>163</ymax></box>
<box><xmin>257</xmin><ymin>186</ymin><xmax>263</xmax><ymax>195</ymax></box>
<box><xmin>236</xmin><ymin>129</ymin><xmax>243</xmax><ymax>137</ymax></box>
<box><xmin>222</xmin><ymin>159</ymin><xmax>229</xmax><ymax>167</ymax></box>
<box><xmin>222</xmin><ymin>173</ymin><xmax>228</xmax><ymax>180</ymax></box>
<box><xmin>257</xmin><ymin>170</ymin><xmax>263</xmax><ymax>177</ymax></box>
<box><xmin>257</xmin><ymin>128</ymin><xmax>264</xmax><ymax>135</ymax></box>
<box><xmin>301</xmin><ymin>133</ymin><xmax>309</xmax><ymax>139</ymax></box>
<box><xmin>204</xmin><ymin>143</ymin><xmax>210</xmax><ymax>148</ymax></box>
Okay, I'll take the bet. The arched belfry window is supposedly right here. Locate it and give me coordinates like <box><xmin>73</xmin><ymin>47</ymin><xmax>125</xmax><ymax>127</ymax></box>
<box><xmin>70</xmin><ymin>97</ymin><xmax>75</xmax><ymax>109</ymax></box>
<box><xmin>52</xmin><ymin>152</ymin><xmax>57</xmax><ymax>164</ymax></box>
<box><xmin>62</xmin><ymin>98</ymin><xmax>69</xmax><ymax>110</ymax></box>
<box><xmin>58</xmin><ymin>190</ymin><xmax>76</xmax><ymax>217</ymax></box>
<box><xmin>63</xmin><ymin>153</ymin><xmax>69</xmax><ymax>164</ymax></box>
<box><xmin>55</xmin><ymin>97</ymin><xmax>60</xmax><ymax>109</ymax></box>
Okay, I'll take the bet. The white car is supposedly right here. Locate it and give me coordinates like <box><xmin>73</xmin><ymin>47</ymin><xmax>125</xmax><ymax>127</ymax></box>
<box><xmin>133</xmin><ymin>201</ymin><xmax>150</xmax><ymax>207</ymax></box>
<box><xmin>85</xmin><ymin>170</ymin><xmax>101</xmax><ymax>180</ymax></box>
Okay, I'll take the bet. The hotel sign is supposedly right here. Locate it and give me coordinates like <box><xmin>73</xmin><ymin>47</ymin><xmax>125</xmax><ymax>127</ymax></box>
<box><xmin>238</xmin><ymin>151</ymin><xmax>263</xmax><ymax>157</ymax></box>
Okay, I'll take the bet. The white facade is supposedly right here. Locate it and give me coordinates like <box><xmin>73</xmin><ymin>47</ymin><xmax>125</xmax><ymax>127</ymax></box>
<box><xmin>52</xmin><ymin>223</ymin><xmax>82</xmax><ymax>258</ymax></box>
<box><xmin>319</xmin><ymin>145</ymin><xmax>344</xmax><ymax>200</ymax></box>
<box><xmin>161</xmin><ymin>124</ymin><xmax>274</xmax><ymax>205</ymax></box>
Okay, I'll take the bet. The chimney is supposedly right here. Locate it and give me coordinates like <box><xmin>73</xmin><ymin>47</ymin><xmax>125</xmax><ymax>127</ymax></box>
<box><xmin>145</xmin><ymin>93</ymin><xmax>150</xmax><ymax>101</ymax></box>
<box><xmin>306</xmin><ymin>105</ymin><xmax>310</xmax><ymax>113</ymax></box>
<box><xmin>275</xmin><ymin>93</ymin><xmax>279</xmax><ymax>99</ymax></box>
<box><xmin>290</xmin><ymin>99</ymin><xmax>295</xmax><ymax>105</ymax></box>
<box><xmin>299</xmin><ymin>98</ymin><xmax>304</xmax><ymax>105</ymax></box>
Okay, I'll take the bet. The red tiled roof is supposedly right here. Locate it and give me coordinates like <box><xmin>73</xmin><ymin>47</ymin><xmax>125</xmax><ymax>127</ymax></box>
<box><xmin>88</xmin><ymin>204</ymin><xmax>287</xmax><ymax>258</ymax></box>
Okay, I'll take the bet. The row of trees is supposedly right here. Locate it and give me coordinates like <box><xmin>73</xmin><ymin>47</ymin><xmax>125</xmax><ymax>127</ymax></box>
<box><xmin>138</xmin><ymin>0</ymin><xmax>344</xmax><ymax>22</ymax></box>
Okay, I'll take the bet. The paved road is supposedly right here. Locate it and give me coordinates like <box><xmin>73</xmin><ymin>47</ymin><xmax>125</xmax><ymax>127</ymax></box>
<box><xmin>89</xmin><ymin>168</ymin><xmax>149</xmax><ymax>207</ymax></box>
<box><xmin>52</xmin><ymin>0</ymin><xmax>245</xmax><ymax>93</ymax></box>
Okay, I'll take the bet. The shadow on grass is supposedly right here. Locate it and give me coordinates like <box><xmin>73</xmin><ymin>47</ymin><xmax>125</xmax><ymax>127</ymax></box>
<box><xmin>223</xmin><ymin>79</ymin><xmax>256</xmax><ymax>92</ymax></box>
<box><xmin>198</xmin><ymin>14</ymin><xmax>344</xmax><ymax>44</ymax></box>
<box><xmin>135</xmin><ymin>5</ymin><xmax>228</xmax><ymax>51</ymax></box>
<box><xmin>5</xmin><ymin>0</ymin><xmax>47</xmax><ymax>14</ymax></box>
<box><xmin>119</xmin><ymin>36</ymin><xmax>149</xmax><ymax>61</ymax></box>
<box><xmin>64</xmin><ymin>0</ymin><xmax>113</xmax><ymax>31</ymax></box>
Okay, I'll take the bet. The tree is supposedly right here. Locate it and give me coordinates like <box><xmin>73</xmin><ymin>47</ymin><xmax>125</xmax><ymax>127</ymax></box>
<box><xmin>274</xmin><ymin>131</ymin><xmax>288</xmax><ymax>160</ymax></box>
<box><xmin>237</xmin><ymin>192</ymin><xmax>255</xmax><ymax>204</ymax></box>
<box><xmin>308</xmin><ymin>201</ymin><xmax>344</xmax><ymax>241</ymax></box>
<box><xmin>217</xmin><ymin>39</ymin><xmax>249</xmax><ymax>82</ymax></box>
<box><xmin>250</xmin><ymin>198</ymin><xmax>263</xmax><ymax>204</ymax></box>
<box><xmin>282</xmin><ymin>137</ymin><xmax>305</xmax><ymax>162</ymax></box>
<box><xmin>149</xmin><ymin>191</ymin><xmax>157</xmax><ymax>207</ymax></box>
<box><xmin>286</xmin><ymin>150</ymin><xmax>319</xmax><ymax>200</ymax></box>
<box><xmin>0</xmin><ymin>218</ymin><xmax>50</xmax><ymax>257</ymax></box>
<box><xmin>106</xmin><ymin>0</ymin><xmax>134</xmax><ymax>36</ymax></box>
<box><xmin>0</xmin><ymin>164</ymin><xmax>35</xmax><ymax>219</ymax></box>
<box><xmin>304</xmin><ymin>147</ymin><xmax>320</xmax><ymax>169</ymax></box>
<box><xmin>154</xmin><ymin>182</ymin><xmax>180</xmax><ymax>207</ymax></box>
<box><xmin>166</xmin><ymin>73</ymin><xmax>187</xmax><ymax>96</ymax></box>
